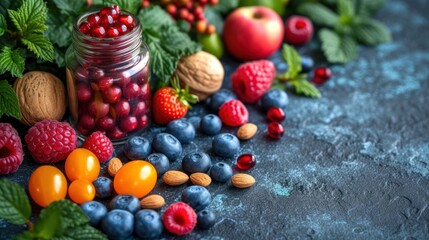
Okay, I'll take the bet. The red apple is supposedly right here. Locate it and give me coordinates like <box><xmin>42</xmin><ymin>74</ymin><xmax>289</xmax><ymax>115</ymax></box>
<box><xmin>223</xmin><ymin>6</ymin><xmax>284</xmax><ymax>61</ymax></box>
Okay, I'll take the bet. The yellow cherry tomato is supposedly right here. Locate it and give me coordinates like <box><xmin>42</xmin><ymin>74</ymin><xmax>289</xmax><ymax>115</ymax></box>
<box><xmin>28</xmin><ymin>166</ymin><xmax>67</xmax><ymax>207</ymax></box>
<box><xmin>114</xmin><ymin>160</ymin><xmax>157</xmax><ymax>198</ymax></box>
<box><xmin>65</xmin><ymin>148</ymin><xmax>100</xmax><ymax>182</ymax></box>
<box><xmin>68</xmin><ymin>179</ymin><xmax>95</xmax><ymax>204</ymax></box>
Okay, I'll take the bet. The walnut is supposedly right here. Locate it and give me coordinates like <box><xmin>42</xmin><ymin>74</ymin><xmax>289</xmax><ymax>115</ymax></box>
<box><xmin>176</xmin><ymin>51</ymin><xmax>224</xmax><ymax>101</ymax></box>
<box><xmin>13</xmin><ymin>71</ymin><xmax>66</xmax><ymax>126</ymax></box>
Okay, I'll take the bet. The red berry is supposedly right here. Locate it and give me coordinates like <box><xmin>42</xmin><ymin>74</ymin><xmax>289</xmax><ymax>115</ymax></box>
<box><xmin>25</xmin><ymin>120</ymin><xmax>77</xmax><ymax>163</ymax></box>
<box><xmin>163</xmin><ymin>202</ymin><xmax>197</xmax><ymax>235</ymax></box>
<box><xmin>124</xmin><ymin>83</ymin><xmax>140</xmax><ymax>99</ymax></box>
<box><xmin>91</xmin><ymin>26</ymin><xmax>106</xmax><ymax>38</ymax></box>
<box><xmin>118</xmin><ymin>14</ymin><xmax>134</xmax><ymax>28</ymax></box>
<box><xmin>114</xmin><ymin>99</ymin><xmax>130</xmax><ymax>117</ymax></box>
<box><xmin>166</xmin><ymin>4</ymin><xmax>177</xmax><ymax>16</ymax></box>
<box><xmin>231</xmin><ymin>60</ymin><xmax>276</xmax><ymax>103</ymax></box>
<box><xmin>139</xmin><ymin>83</ymin><xmax>150</xmax><ymax>99</ymax></box>
<box><xmin>77</xmin><ymin>124</ymin><xmax>91</xmax><ymax>137</ymax></box>
<box><xmin>96</xmin><ymin>115</ymin><xmax>115</xmax><ymax>131</ymax></box>
<box><xmin>267</xmin><ymin>122</ymin><xmax>284</xmax><ymax>140</ymax></box>
<box><xmin>112</xmin><ymin>5</ymin><xmax>121</xmax><ymax>17</ymax></box>
<box><xmin>106</xmin><ymin>27</ymin><xmax>120</xmax><ymax>37</ymax></box>
<box><xmin>77</xmin><ymin>83</ymin><xmax>93</xmax><ymax>103</ymax></box>
<box><xmin>79</xmin><ymin>114</ymin><xmax>96</xmax><ymax>129</ymax></box>
<box><xmin>102</xmin><ymin>85</ymin><xmax>122</xmax><ymax>103</ymax></box>
<box><xmin>107</xmin><ymin>126</ymin><xmax>126</xmax><ymax>140</ymax></box>
<box><xmin>312</xmin><ymin>67</ymin><xmax>332</xmax><ymax>85</ymax></box>
<box><xmin>0</xmin><ymin>123</ymin><xmax>24</xmax><ymax>174</ymax></box>
<box><xmin>267</xmin><ymin>107</ymin><xmax>286</xmax><ymax>123</ymax></box>
<box><xmin>100</xmin><ymin>6</ymin><xmax>119</xmax><ymax>18</ymax></box>
<box><xmin>97</xmin><ymin>76</ymin><xmax>114</xmax><ymax>91</ymax></box>
<box><xmin>88</xmin><ymin>67</ymin><xmax>105</xmax><ymax>80</ymax></box>
<box><xmin>82</xmin><ymin>131</ymin><xmax>114</xmax><ymax>163</ymax></box>
<box><xmin>285</xmin><ymin>15</ymin><xmax>313</xmax><ymax>46</ymax></box>
<box><xmin>218</xmin><ymin>99</ymin><xmax>249</xmax><ymax>127</ymax></box>
<box><xmin>79</xmin><ymin>21</ymin><xmax>92</xmax><ymax>34</ymax></box>
<box><xmin>141</xmin><ymin>0</ymin><xmax>150</xmax><ymax>8</ymax></box>
<box><xmin>87</xmin><ymin>14</ymin><xmax>100</xmax><ymax>25</ymax></box>
<box><xmin>137</xmin><ymin>115</ymin><xmax>150</xmax><ymax>129</ymax></box>
<box><xmin>99</xmin><ymin>14</ymin><xmax>114</xmax><ymax>28</ymax></box>
<box><xmin>236</xmin><ymin>153</ymin><xmax>256</xmax><ymax>171</ymax></box>
<box><xmin>87</xmin><ymin>95</ymin><xmax>110</xmax><ymax>118</ymax></box>
<box><xmin>179</xmin><ymin>8</ymin><xmax>189</xmax><ymax>19</ymax></box>
<box><xmin>114</xmin><ymin>23</ymin><xmax>128</xmax><ymax>34</ymax></box>
<box><xmin>75</xmin><ymin>67</ymin><xmax>89</xmax><ymax>81</ymax></box>
<box><xmin>119</xmin><ymin>115</ymin><xmax>138</xmax><ymax>133</ymax></box>
<box><xmin>133</xmin><ymin>101</ymin><xmax>148</xmax><ymax>117</ymax></box>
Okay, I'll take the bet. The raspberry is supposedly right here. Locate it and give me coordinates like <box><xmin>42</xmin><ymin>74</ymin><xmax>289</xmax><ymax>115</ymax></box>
<box><xmin>218</xmin><ymin>99</ymin><xmax>249</xmax><ymax>127</ymax></box>
<box><xmin>285</xmin><ymin>15</ymin><xmax>313</xmax><ymax>46</ymax></box>
<box><xmin>162</xmin><ymin>202</ymin><xmax>197</xmax><ymax>235</ymax></box>
<box><xmin>0</xmin><ymin>123</ymin><xmax>24</xmax><ymax>174</ymax></box>
<box><xmin>231</xmin><ymin>60</ymin><xmax>276</xmax><ymax>103</ymax></box>
<box><xmin>25</xmin><ymin>120</ymin><xmax>77</xmax><ymax>163</ymax></box>
<box><xmin>82</xmin><ymin>131</ymin><xmax>114</xmax><ymax>163</ymax></box>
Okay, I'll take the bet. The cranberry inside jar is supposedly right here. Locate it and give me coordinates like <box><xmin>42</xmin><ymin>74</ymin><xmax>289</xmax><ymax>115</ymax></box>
<box><xmin>66</xmin><ymin>6</ymin><xmax>150</xmax><ymax>143</ymax></box>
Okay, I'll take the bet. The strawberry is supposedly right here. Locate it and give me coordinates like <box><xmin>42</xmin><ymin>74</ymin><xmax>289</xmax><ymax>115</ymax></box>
<box><xmin>152</xmin><ymin>81</ymin><xmax>198</xmax><ymax>125</ymax></box>
<box><xmin>231</xmin><ymin>60</ymin><xmax>276</xmax><ymax>103</ymax></box>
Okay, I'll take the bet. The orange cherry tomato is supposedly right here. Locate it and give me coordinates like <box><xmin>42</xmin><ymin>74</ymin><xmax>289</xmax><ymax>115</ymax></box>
<box><xmin>114</xmin><ymin>160</ymin><xmax>157</xmax><ymax>198</ymax></box>
<box><xmin>65</xmin><ymin>148</ymin><xmax>100</xmax><ymax>182</ymax></box>
<box><xmin>68</xmin><ymin>179</ymin><xmax>96</xmax><ymax>204</ymax></box>
<box><xmin>28</xmin><ymin>166</ymin><xmax>67</xmax><ymax>207</ymax></box>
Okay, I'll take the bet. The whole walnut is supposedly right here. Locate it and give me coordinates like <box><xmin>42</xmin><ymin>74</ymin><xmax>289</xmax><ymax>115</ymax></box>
<box><xmin>13</xmin><ymin>71</ymin><xmax>66</xmax><ymax>126</ymax></box>
<box><xmin>176</xmin><ymin>51</ymin><xmax>224</xmax><ymax>101</ymax></box>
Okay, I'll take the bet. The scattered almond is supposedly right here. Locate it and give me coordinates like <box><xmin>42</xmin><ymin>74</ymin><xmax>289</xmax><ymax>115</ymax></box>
<box><xmin>190</xmin><ymin>173</ymin><xmax>212</xmax><ymax>187</ymax></box>
<box><xmin>237</xmin><ymin>123</ymin><xmax>258</xmax><ymax>140</ymax></box>
<box><xmin>231</xmin><ymin>173</ymin><xmax>256</xmax><ymax>188</ymax></box>
<box><xmin>140</xmin><ymin>194</ymin><xmax>165</xmax><ymax>209</ymax></box>
<box><xmin>108</xmin><ymin>157</ymin><xmax>123</xmax><ymax>177</ymax></box>
<box><xmin>163</xmin><ymin>170</ymin><xmax>189</xmax><ymax>186</ymax></box>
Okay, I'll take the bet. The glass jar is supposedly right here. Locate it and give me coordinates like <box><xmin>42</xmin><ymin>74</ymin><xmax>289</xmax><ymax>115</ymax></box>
<box><xmin>66</xmin><ymin>10</ymin><xmax>150</xmax><ymax>143</ymax></box>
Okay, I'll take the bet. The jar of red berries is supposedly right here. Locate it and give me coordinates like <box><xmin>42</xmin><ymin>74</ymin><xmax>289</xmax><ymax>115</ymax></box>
<box><xmin>66</xmin><ymin>6</ymin><xmax>150</xmax><ymax>143</ymax></box>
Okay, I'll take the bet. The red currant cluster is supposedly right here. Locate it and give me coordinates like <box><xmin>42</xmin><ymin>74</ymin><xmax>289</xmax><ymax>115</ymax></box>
<box><xmin>267</xmin><ymin>107</ymin><xmax>286</xmax><ymax>140</ymax></box>
<box><xmin>79</xmin><ymin>5</ymin><xmax>135</xmax><ymax>38</ymax></box>
<box><xmin>142</xmin><ymin>0</ymin><xmax>219</xmax><ymax>34</ymax></box>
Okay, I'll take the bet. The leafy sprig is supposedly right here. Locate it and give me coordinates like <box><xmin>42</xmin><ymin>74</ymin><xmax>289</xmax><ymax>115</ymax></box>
<box><xmin>276</xmin><ymin>44</ymin><xmax>321</xmax><ymax>98</ymax></box>
<box><xmin>0</xmin><ymin>179</ymin><xmax>106</xmax><ymax>240</ymax></box>
<box><xmin>297</xmin><ymin>0</ymin><xmax>391</xmax><ymax>63</ymax></box>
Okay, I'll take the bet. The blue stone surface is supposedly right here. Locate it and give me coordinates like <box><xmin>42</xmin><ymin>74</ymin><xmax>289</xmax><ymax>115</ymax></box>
<box><xmin>1</xmin><ymin>0</ymin><xmax>429</xmax><ymax>239</ymax></box>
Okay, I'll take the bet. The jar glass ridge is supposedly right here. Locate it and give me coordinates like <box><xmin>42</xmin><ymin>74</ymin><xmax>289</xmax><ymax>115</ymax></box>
<box><xmin>66</xmin><ymin>10</ymin><xmax>151</xmax><ymax>144</ymax></box>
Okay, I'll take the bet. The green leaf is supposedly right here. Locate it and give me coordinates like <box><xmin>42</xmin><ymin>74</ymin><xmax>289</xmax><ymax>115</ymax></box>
<box><xmin>297</xmin><ymin>3</ymin><xmax>339</xmax><ymax>27</ymax></box>
<box><xmin>204</xmin><ymin>6</ymin><xmax>224</xmax><ymax>34</ymax></box>
<box><xmin>319</xmin><ymin>28</ymin><xmax>357</xmax><ymax>63</ymax></box>
<box><xmin>0</xmin><ymin>14</ymin><xmax>6</xmax><ymax>36</ymax></box>
<box><xmin>21</xmin><ymin>33</ymin><xmax>54</xmax><ymax>61</ymax></box>
<box><xmin>0</xmin><ymin>179</ymin><xmax>31</xmax><ymax>225</ymax></box>
<box><xmin>281</xmin><ymin>44</ymin><xmax>301</xmax><ymax>79</ymax></box>
<box><xmin>290</xmin><ymin>79</ymin><xmax>321</xmax><ymax>98</ymax></box>
<box><xmin>7</xmin><ymin>0</ymin><xmax>48</xmax><ymax>34</ymax></box>
<box><xmin>353</xmin><ymin>0</ymin><xmax>385</xmax><ymax>17</ymax></box>
<box><xmin>14</xmin><ymin>231</ymin><xmax>35</xmax><ymax>240</ymax></box>
<box><xmin>353</xmin><ymin>18</ymin><xmax>391</xmax><ymax>45</ymax></box>
<box><xmin>103</xmin><ymin>0</ymin><xmax>141</xmax><ymax>15</ymax></box>
<box><xmin>137</xmin><ymin>6</ymin><xmax>175</xmax><ymax>30</ymax></box>
<box><xmin>54</xmin><ymin>225</ymin><xmax>107</xmax><ymax>240</ymax></box>
<box><xmin>213</xmin><ymin>0</ymin><xmax>239</xmax><ymax>14</ymax></box>
<box><xmin>0</xmin><ymin>46</ymin><xmax>25</xmax><ymax>78</ymax></box>
<box><xmin>52</xmin><ymin>0</ymin><xmax>85</xmax><ymax>15</ymax></box>
<box><xmin>32</xmin><ymin>206</ymin><xmax>61</xmax><ymax>239</ymax></box>
<box><xmin>46</xmin><ymin>12</ymin><xmax>72</xmax><ymax>47</ymax></box>
<box><xmin>0</xmin><ymin>80</ymin><xmax>21</xmax><ymax>119</ymax></box>
<box><xmin>338</xmin><ymin>0</ymin><xmax>354</xmax><ymax>17</ymax></box>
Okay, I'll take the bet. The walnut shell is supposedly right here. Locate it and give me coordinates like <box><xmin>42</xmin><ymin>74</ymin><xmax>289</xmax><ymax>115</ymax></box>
<box><xmin>176</xmin><ymin>51</ymin><xmax>224</xmax><ymax>101</ymax></box>
<box><xmin>13</xmin><ymin>71</ymin><xmax>66</xmax><ymax>126</ymax></box>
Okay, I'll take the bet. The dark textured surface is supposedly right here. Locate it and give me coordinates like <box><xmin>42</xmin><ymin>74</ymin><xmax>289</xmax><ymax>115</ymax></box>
<box><xmin>1</xmin><ymin>0</ymin><xmax>429</xmax><ymax>239</ymax></box>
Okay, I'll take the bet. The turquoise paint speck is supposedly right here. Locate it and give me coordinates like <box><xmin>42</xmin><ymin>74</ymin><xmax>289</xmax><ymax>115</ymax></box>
<box><xmin>272</xmin><ymin>183</ymin><xmax>292</xmax><ymax>197</ymax></box>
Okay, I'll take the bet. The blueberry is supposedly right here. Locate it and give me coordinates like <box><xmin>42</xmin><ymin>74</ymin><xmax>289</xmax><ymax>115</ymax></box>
<box><xmin>146</xmin><ymin>153</ymin><xmax>170</xmax><ymax>176</ymax></box>
<box><xmin>166</xmin><ymin>119</ymin><xmax>196</xmax><ymax>144</ymax></box>
<box><xmin>197</xmin><ymin>209</ymin><xmax>216</xmax><ymax>230</ymax></box>
<box><xmin>134</xmin><ymin>209</ymin><xmax>163</xmax><ymax>239</ymax></box>
<box><xmin>182</xmin><ymin>151</ymin><xmax>212</xmax><ymax>174</ymax></box>
<box><xmin>109</xmin><ymin>194</ymin><xmax>141</xmax><ymax>214</ymax></box>
<box><xmin>210</xmin><ymin>162</ymin><xmax>233</xmax><ymax>183</ymax></box>
<box><xmin>80</xmin><ymin>201</ymin><xmax>108</xmax><ymax>227</ymax></box>
<box><xmin>93</xmin><ymin>177</ymin><xmax>113</xmax><ymax>198</ymax></box>
<box><xmin>207</xmin><ymin>89</ymin><xmax>237</xmax><ymax>112</ymax></box>
<box><xmin>260</xmin><ymin>89</ymin><xmax>289</xmax><ymax>111</ymax></box>
<box><xmin>301</xmin><ymin>55</ymin><xmax>314</xmax><ymax>73</ymax></box>
<box><xmin>152</xmin><ymin>133</ymin><xmax>182</xmax><ymax>161</ymax></box>
<box><xmin>212</xmin><ymin>133</ymin><xmax>240</xmax><ymax>158</ymax></box>
<box><xmin>181</xmin><ymin>185</ymin><xmax>212</xmax><ymax>212</ymax></box>
<box><xmin>187</xmin><ymin>116</ymin><xmax>201</xmax><ymax>130</ymax></box>
<box><xmin>124</xmin><ymin>136</ymin><xmax>151</xmax><ymax>160</ymax></box>
<box><xmin>101</xmin><ymin>209</ymin><xmax>134</xmax><ymax>240</ymax></box>
<box><xmin>200</xmin><ymin>114</ymin><xmax>222</xmax><ymax>135</ymax></box>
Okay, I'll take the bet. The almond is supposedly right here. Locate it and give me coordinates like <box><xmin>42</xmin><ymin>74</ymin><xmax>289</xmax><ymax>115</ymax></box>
<box><xmin>237</xmin><ymin>123</ymin><xmax>258</xmax><ymax>140</ymax></box>
<box><xmin>163</xmin><ymin>170</ymin><xmax>189</xmax><ymax>186</ymax></box>
<box><xmin>231</xmin><ymin>173</ymin><xmax>256</xmax><ymax>188</ymax></box>
<box><xmin>140</xmin><ymin>194</ymin><xmax>165</xmax><ymax>209</ymax></box>
<box><xmin>108</xmin><ymin>157</ymin><xmax>123</xmax><ymax>177</ymax></box>
<box><xmin>190</xmin><ymin>173</ymin><xmax>212</xmax><ymax>187</ymax></box>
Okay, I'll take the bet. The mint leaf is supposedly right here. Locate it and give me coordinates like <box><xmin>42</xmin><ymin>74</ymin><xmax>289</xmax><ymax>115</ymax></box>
<box><xmin>46</xmin><ymin>12</ymin><xmax>72</xmax><ymax>47</ymax></box>
<box><xmin>297</xmin><ymin>3</ymin><xmax>339</xmax><ymax>27</ymax></box>
<box><xmin>104</xmin><ymin>0</ymin><xmax>141</xmax><ymax>15</ymax></box>
<box><xmin>52</xmin><ymin>0</ymin><xmax>85</xmax><ymax>15</ymax></box>
<box><xmin>0</xmin><ymin>179</ymin><xmax>31</xmax><ymax>225</ymax></box>
<box><xmin>281</xmin><ymin>44</ymin><xmax>301</xmax><ymax>79</ymax></box>
<box><xmin>0</xmin><ymin>46</ymin><xmax>25</xmax><ymax>77</ymax></box>
<box><xmin>353</xmin><ymin>18</ymin><xmax>391</xmax><ymax>45</ymax></box>
<box><xmin>138</xmin><ymin>6</ymin><xmax>175</xmax><ymax>29</ymax></box>
<box><xmin>14</xmin><ymin>231</ymin><xmax>35</xmax><ymax>240</ymax></box>
<box><xmin>338</xmin><ymin>0</ymin><xmax>355</xmax><ymax>17</ymax></box>
<box><xmin>290</xmin><ymin>80</ymin><xmax>321</xmax><ymax>98</ymax></box>
<box><xmin>0</xmin><ymin>14</ymin><xmax>6</xmax><ymax>36</ymax></box>
<box><xmin>56</xmin><ymin>225</ymin><xmax>106</xmax><ymax>240</ymax></box>
<box><xmin>32</xmin><ymin>206</ymin><xmax>61</xmax><ymax>239</ymax></box>
<box><xmin>21</xmin><ymin>33</ymin><xmax>54</xmax><ymax>61</ymax></box>
<box><xmin>319</xmin><ymin>28</ymin><xmax>357</xmax><ymax>63</ymax></box>
<box><xmin>353</xmin><ymin>0</ymin><xmax>385</xmax><ymax>17</ymax></box>
<box><xmin>7</xmin><ymin>0</ymin><xmax>48</xmax><ymax>34</ymax></box>
<box><xmin>0</xmin><ymin>80</ymin><xmax>21</xmax><ymax>119</ymax></box>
